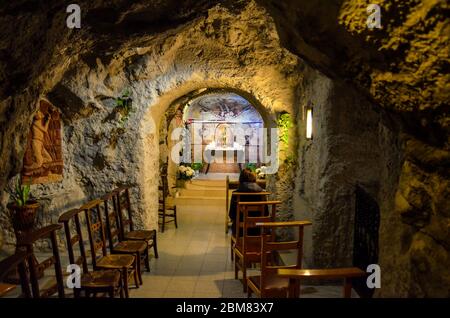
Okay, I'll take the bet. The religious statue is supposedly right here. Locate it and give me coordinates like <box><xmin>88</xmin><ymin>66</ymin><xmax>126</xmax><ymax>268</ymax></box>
<box><xmin>25</xmin><ymin>110</ymin><xmax>52</xmax><ymax>170</ymax></box>
<box><xmin>22</xmin><ymin>99</ymin><xmax>63</xmax><ymax>184</ymax></box>
<box><xmin>215</xmin><ymin>123</ymin><xmax>233</xmax><ymax>148</ymax></box>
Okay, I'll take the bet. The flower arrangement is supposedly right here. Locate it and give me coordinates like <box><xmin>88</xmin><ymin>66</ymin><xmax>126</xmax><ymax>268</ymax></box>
<box><xmin>255</xmin><ymin>166</ymin><xmax>267</xmax><ymax>179</ymax></box>
<box><xmin>178</xmin><ymin>165</ymin><xmax>195</xmax><ymax>180</ymax></box>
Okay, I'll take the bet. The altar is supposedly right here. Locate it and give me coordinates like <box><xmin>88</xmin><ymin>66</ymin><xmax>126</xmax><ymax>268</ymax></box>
<box><xmin>204</xmin><ymin>141</ymin><xmax>245</xmax><ymax>174</ymax></box>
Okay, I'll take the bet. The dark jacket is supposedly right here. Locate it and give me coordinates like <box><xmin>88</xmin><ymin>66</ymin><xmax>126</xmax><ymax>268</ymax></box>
<box><xmin>229</xmin><ymin>182</ymin><xmax>265</xmax><ymax>236</ymax></box>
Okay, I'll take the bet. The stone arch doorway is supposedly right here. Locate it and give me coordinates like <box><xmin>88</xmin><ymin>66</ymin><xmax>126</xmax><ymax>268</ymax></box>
<box><xmin>158</xmin><ymin>88</ymin><xmax>274</xmax><ymax>196</ymax></box>
<box><xmin>137</xmin><ymin>86</ymin><xmax>277</xmax><ymax>231</ymax></box>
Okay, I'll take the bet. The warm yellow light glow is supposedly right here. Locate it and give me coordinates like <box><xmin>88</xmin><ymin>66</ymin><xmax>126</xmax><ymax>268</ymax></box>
<box><xmin>306</xmin><ymin>108</ymin><xmax>313</xmax><ymax>140</ymax></box>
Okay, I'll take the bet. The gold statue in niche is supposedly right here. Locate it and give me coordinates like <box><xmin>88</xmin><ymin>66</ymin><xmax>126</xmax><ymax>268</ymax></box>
<box><xmin>22</xmin><ymin>99</ymin><xmax>63</xmax><ymax>184</ymax></box>
<box><xmin>215</xmin><ymin>123</ymin><xmax>233</xmax><ymax>147</ymax></box>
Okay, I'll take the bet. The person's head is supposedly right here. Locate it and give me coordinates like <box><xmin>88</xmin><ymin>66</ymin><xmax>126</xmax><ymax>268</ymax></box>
<box><xmin>239</xmin><ymin>168</ymin><xmax>256</xmax><ymax>183</ymax></box>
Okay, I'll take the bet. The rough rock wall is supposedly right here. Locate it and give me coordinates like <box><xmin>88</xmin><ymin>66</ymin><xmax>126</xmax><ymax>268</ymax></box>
<box><xmin>0</xmin><ymin>0</ymin><xmax>447</xmax><ymax>297</ymax></box>
<box><xmin>0</xmin><ymin>1</ymin><xmax>303</xmax><ymax>247</ymax></box>
<box><xmin>263</xmin><ymin>0</ymin><xmax>449</xmax><ymax>297</ymax></box>
<box><xmin>338</xmin><ymin>0</ymin><xmax>450</xmax><ymax>297</ymax></box>
<box><xmin>293</xmin><ymin>66</ymin><xmax>385</xmax><ymax>268</ymax></box>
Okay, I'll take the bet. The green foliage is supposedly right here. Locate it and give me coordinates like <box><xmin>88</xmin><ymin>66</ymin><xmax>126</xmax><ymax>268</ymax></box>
<box><xmin>191</xmin><ymin>162</ymin><xmax>204</xmax><ymax>171</ymax></box>
<box><xmin>245</xmin><ymin>163</ymin><xmax>257</xmax><ymax>172</ymax></box>
<box><xmin>115</xmin><ymin>89</ymin><xmax>133</xmax><ymax>127</ymax></box>
<box><xmin>277</xmin><ymin>112</ymin><xmax>292</xmax><ymax>145</ymax></box>
<box><xmin>7</xmin><ymin>179</ymin><xmax>31</xmax><ymax>207</ymax></box>
<box><xmin>277</xmin><ymin>112</ymin><xmax>296</xmax><ymax>168</ymax></box>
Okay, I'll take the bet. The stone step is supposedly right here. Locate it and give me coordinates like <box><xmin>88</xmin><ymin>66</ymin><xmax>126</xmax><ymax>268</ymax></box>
<box><xmin>188</xmin><ymin>179</ymin><xmax>226</xmax><ymax>187</ymax></box>
<box><xmin>184</xmin><ymin>182</ymin><xmax>225</xmax><ymax>190</ymax></box>
<box><xmin>179</xmin><ymin>188</ymin><xmax>224</xmax><ymax>197</ymax></box>
<box><xmin>175</xmin><ymin>195</ymin><xmax>226</xmax><ymax>206</ymax></box>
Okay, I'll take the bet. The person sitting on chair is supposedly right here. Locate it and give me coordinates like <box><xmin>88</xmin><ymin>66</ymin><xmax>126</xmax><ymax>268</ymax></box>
<box><xmin>228</xmin><ymin>168</ymin><xmax>265</xmax><ymax>236</ymax></box>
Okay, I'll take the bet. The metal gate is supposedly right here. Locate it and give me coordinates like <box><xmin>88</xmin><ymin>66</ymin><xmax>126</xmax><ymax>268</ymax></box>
<box><xmin>353</xmin><ymin>184</ymin><xmax>380</xmax><ymax>298</ymax></box>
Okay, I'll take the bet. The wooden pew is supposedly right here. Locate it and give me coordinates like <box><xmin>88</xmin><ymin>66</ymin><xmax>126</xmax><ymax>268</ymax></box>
<box><xmin>225</xmin><ymin>175</ymin><xmax>266</xmax><ymax>233</ymax></box>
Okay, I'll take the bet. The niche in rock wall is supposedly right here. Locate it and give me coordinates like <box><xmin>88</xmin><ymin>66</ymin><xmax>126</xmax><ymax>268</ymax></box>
<box><xmin>21</xmin><ymin>99</ymin><xmax>63</xmax><ymax>184</ymax></box>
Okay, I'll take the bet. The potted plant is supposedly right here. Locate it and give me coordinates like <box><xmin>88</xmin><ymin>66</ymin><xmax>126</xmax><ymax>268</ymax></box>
<box><xmin>191</xmin><ymin>162</ymin><xmax>204</xmax><ymax>176</ymax></box>
<box><xmin>6</xmin><ymin>179</ymin><xmax>39</xmax><ymax>238</ymax></box>
<box><xmin>5</xmin><ymin>178</ymin><xmax>42</xmax><ymax>283</ymax></box>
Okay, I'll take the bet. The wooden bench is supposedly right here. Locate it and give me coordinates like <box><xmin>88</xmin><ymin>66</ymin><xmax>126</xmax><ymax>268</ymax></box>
<box><xmin>277</xmin><ymin>267</ymin><xmax>366</xmax><ymax>298</ymax></box>
<box><xmin>225</xmin><ymin>175</ymin><xmax>266</xmax><ymax>233</ymax></box>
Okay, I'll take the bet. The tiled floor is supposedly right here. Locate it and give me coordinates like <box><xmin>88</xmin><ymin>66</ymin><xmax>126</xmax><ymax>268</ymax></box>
<box><xmin>130</xmin><ymin>203</ymin><xmax>355</xmax><ymax>298</ymax></box>
<box><xmin>0</xmin><ymin>186</ymin><xmax>355</xmax><ymax>298</ymax></box>
<box><xmin>131</xmin><ymin>203</ymin><xmax>245</xmax><ymax>298</ymax></box>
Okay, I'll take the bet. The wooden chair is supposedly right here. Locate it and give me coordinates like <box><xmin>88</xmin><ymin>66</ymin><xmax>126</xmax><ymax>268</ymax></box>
<box><xmin>0</xmin><ymin>250</ymin><xmax>32</xmax><ymax>298</ymax></box>
<box><xmin>277</xmin><ymin>267</ymin><xmax>366</xmax><ymax>298</ymax></box>
<box><xmin>246</xmin><ymin>221</ymin><xmax>312</xmax><ymax>298</ymax></box>
<box><xmin>225</xmin><ymin>175</ymin><xmax>266</xmax><ymax>233</ymax></box>
<box><xmin>102</xmin><ymin>192</ymin><xmax>149</xmax><ymax>282</ymax></box>
<box><xmin>229</xmin><ymin>191</ymin><xmax>271</xmax><ymax>261</ymax></box>
<box><xmin>113</xmin><ymin>186</ymin><xmax>158</xmax><ymax>258</ymax></box>
<box><xmin>58</xmin><ymin>208</ymin><xmax>123</xmax><ymax>298</ymax></box>
<box><xmin>17</xmin><ymin>224</ymin><xmax>65</xmax><ymax>298</ymax></box>
<box><xmin>159</xmin><ymin>174</ymin><xmax>177</xmax><ymax>233</ymax></box>
<box><xmin>234</xmin><ymin>201</ymin><xmax>279</xmax><ymax>292</ymax></box>
<box><xmin>81</xmin><ymin>199</ymin><xmax>138</xmax><ymax>298</ymax></box>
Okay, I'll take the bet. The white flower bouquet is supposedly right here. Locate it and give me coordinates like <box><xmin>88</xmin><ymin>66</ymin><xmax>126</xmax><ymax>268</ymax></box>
<box><xmin>178</xmin><ymin>165</ymin><xmax>195</xmax><ymax>180</ymax></box>
<box><xmin>255</xmin><ymin>166</ymin><xmax>267</xmax><ymax>179</ymax></box>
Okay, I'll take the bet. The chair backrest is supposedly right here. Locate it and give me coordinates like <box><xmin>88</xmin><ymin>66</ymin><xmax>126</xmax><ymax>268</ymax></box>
<box><xmin>236</xmin><ymin>201</ymin><xmax>280</xmax><ymax>254</ymax></box>
<box><xmin>112</xmin><ymin>186</ymin><xmax>134</xmax><ymax>237</ymax></box>
<box><xmin>232</xmin><ymin>192</ymin><xmax>271</xmax><ymax>236</ymax></box>
<box><xmin>17</xmin><ymin>224</ymin><xmax>65</xmax><ymax>298</ymax></box>
<box><xmin>159</xmin><ymin>174</ymin><xmax>169</xmax><ymax>211</ymax></box>
<box><xmin>0</xmin><ymin>250</ymin><xmax>32</xmax><ymax>298</ymax></box>
<box><xmin>58</xmin><ymin>208</ymin><xmax>89</xmax><ymax>274</ymax></box>
<box><xmin>102</xmin><ymin>192</ymin><xmax>123</xmax><ymax>252</ymax></box>
<box><xmin>226</xmin><ymin>176</ymin><xmax>267</xmax><ymax>215</ymax></box>
<box><xmin>257</xmin><ymin>221</ymin><xmax>312</xmax><ymax>293</ymax></box>
<box><xmin>81</xmin><ymin>199</ymin><xmax>108</xmax><ymax>268</ymax></box>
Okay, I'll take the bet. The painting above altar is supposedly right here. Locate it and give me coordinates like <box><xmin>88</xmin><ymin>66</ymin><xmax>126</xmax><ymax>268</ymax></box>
<box><xmin>184</xmin><ymin>92</ymin><xmax>263</xmax><ymax>123</ymax></box>
<box><xmin>185</xmin><ymin>92</ymin><xmax>263</xmax><ymax>146</ymax></box>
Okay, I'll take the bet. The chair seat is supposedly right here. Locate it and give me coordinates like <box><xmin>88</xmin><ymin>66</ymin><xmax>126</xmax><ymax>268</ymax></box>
<box><xmin>124</xmin><ymin>230</ymin><xmax>155</xmax><ymax>241</ymax></box>
<box><xmin>0</xmin><ymin>283</ymin><xmax>16</xmax><ymax>297</ymax></box>
<box><xmin>248</xmin><ymin>275</ymin><xmax>289</xmax><ymax>297</ymax></box>
<box><xmin>96</xmin><ymin>254</ymin><xmax>135</xmax><ymax>269</ymax></box>
<box><xmin>81</xmin><ymin>270</ymin><xmax>121</xmax><ymax>288</ymax></box>
<box><xmin>113</xmin><ymin>241</ymin><xmax>147</xmax><ymax>254</ymax></box>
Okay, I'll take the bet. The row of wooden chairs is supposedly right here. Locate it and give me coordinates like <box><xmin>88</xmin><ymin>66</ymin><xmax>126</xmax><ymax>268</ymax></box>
<box><xmin>232</xmin><ymin>199</ymin><xmax>366</xmax><ymax>298</ymax></box>
<box><xmin>0</xmin><ymin>186</ymin><xmax>158</xmax><ymax>298</ymax></box>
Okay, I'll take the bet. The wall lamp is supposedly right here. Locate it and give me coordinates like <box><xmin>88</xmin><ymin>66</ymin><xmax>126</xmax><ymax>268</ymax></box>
<box><xmin>306</xmin><ymin>107</ymin><xmax>313</xmax><ymax>140</ymax></box>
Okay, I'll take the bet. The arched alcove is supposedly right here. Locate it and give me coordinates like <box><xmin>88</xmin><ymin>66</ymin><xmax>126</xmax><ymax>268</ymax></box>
<box><xmin>138</xmin><ymin>86</ymin><xmax>278</xmax><ymax>230</ymax></box>
<box><xmin>155</xmin><ymin>88</ymin><xmax>276</xmax><ymax>197</ymax></box>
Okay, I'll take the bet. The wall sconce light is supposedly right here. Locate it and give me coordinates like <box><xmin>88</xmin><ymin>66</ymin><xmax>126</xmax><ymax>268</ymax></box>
<box><xmin>306</xmin><ymin>107</ymin><xmax>313</xmax><ymax>140</ymax></box>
